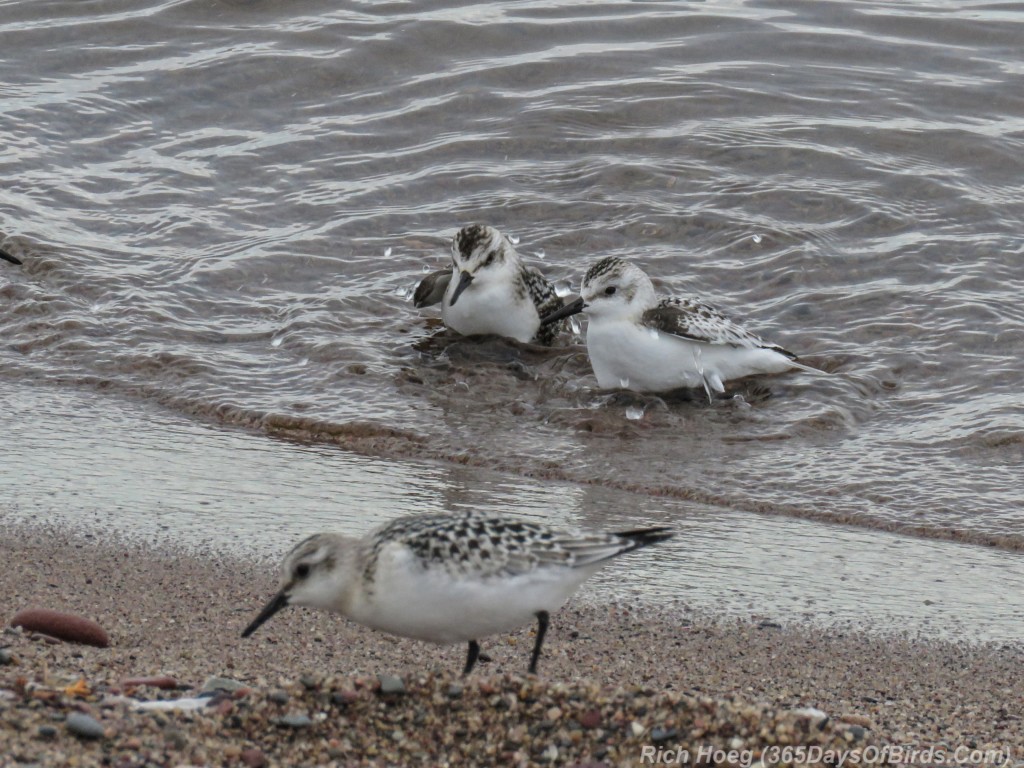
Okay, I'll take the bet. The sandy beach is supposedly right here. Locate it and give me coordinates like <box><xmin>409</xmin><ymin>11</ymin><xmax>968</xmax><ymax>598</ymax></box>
<box><xmin>1</xmin><ymin>523</ymin><xmax>1021</xmax><ymax>767</ymax></box>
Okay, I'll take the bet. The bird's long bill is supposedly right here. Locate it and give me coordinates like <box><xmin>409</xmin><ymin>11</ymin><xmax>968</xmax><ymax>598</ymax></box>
<box><xmin>540</xmin><ymin>296</ymin><xmax>586</xmax><ymax>326</ymax></box>
<box><xmin>0</xmin><ymin>248</ymin><xmax>22</xmax><ymax>265</ymax></box>
<box><xmin>241</xmin><ymin>590</ymin><xmax>289</xmax><ymax>638</ymax></box>
<box><xmin>447</xmin><ymin>270</ymin><xmax>474</xmax><ymax>306</ymax></box>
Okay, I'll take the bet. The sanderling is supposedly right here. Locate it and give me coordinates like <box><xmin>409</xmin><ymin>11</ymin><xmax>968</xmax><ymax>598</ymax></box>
<box><xmin>413</xmin><ymin>224</ymin><xmax>566</xmax><ymax>345</ymax></box>
<box><xmin>1</xmin><ymin>247</ymin><xmax>22</xmax><ymax>265</ymax></box>
<box><xmin>242</xmin><ymin>511</ymin><xmax>672</xmax><ymax>676</ymax></box>
<box><xmin>542</xmin><ymin>256</ymin><xmax>817</xmax><ymax>397</ymax></box>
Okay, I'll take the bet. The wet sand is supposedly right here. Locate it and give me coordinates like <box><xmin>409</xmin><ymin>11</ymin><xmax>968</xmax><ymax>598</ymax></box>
<box><xmin>1</xmin><ymin>523</ymin><xmax>1021</xmax><ymax>767</ymax></box>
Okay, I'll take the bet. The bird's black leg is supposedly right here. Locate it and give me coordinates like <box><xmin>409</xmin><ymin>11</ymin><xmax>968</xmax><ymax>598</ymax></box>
<box><xmin>463</xmin><ymin>639</ymin><xmax>481</xmax><ymax>676</ymax></box>
<box><xmin>528</xmin><ymin>610</ymin><xmax>550</xmax><ymax>675</ymax></box>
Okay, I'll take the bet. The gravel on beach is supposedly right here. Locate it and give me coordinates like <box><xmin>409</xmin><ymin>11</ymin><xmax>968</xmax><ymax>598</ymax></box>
<box><xmin>2</xmin><ymin>524</ymin><xmax>1022</xmax><ymax>767</ymax></box>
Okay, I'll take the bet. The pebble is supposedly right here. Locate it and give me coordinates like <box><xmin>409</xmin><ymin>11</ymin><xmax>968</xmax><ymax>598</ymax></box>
<box><xmin>202</xmin><ymin>676</ymin><xmax>247</xmax><ymax>694</ymax></box>
<box><xmin>277</xmin><ymin>713</ymin><xmax>312</xmax><ymax>728</ymax></box>
<box><xmin>332</xmin><ymin>691</ymin><xmax>358</xmax><ymax>706</ymax></box>
<box><xmin>268</xmin><ymin>690</ymin><xmax>289</xmax><ymax>705</ymax></box>
<box><xmin>0</xmin><ymin>648</ymin><xmax>14</xmax><ymax>665</ymax></box>
<box><xmin>378</xmin><ymin>674</ymin><xmax>406</xmax><ymax>695</ymax></box>
<box><xmin>651</xmin><ymin>726</ymin><xmax>678</xmax><ymax>743</ymax></box>
<box><xmin>11</xmin><ymin>609</ymin><xmax>109</xmax><ymax>648</ymax></box>
<box><xmin>241</xmin><ymin>748</ymin><xmax>267</xmax><ymax>768</ymax></box>
<box><xmin>36</xmin><ymin>725</ymin><xmax>57</xmax><ymax>740</ymax></box>
<box><xmin>65</xmin><ymin>712</ymin><xmax>105</xmax><ymax>740</ymax></box>
<box><xmin>165</xmin><ymin>728</ymin><xmax>188</xmax><ymax>750</ymax></box>
<box><xmin>122</xmin><ymin>675</ymin><xmax>179</xmax><ymax>690</ymax></box>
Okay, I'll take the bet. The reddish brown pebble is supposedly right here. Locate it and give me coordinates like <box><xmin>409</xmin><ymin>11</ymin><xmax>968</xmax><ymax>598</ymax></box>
<box><xmin>241</xmin><ymin>748</ymin><xmax>267</xmax><ymax>768</ymax></box>
<box><xmin>11</xmin><ymin>609</ymin><xmax>109</xmax><ymax>648</ymax></box>
<box><xmin>579</xmin><ymin>709</ymin><xmax>602</xmax><ymax>729</ymax></box>
<box><xmin>122</xmin><ymin>675</ymin><xmax>178</xmax><ymax>690</ymax></box>
<box><xmin>32</xmin><ymin>633</ymin><xmax>64</xmax><ymax>645</ymax></box>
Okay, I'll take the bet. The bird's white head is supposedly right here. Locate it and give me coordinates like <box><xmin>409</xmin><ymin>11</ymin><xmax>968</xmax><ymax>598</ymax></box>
<box><xmin>447</xmin><ymin>224</ymin><xmax>520</xmax><ymax>306</ymax></box>
<box><xmin>241</xmin><ymin>533</ymin><xmax>353</xmax><ymax>638</ymax></box>
<box><xmin>578</xmin><ymin>257</ymin><xmax>657</xmax><ymax>321</ymax></box>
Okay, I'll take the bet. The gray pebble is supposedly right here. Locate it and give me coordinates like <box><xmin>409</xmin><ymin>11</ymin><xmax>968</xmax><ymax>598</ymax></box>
<box><xmin>277</xmin><ymin>713</ymin><xmax>312</xmax><ymax>728</ymax></box>
<box><xmin>0</xmin><ymin>648</ymin><xmax>14</xmax><ymax>665</ymax></box>
<box><xmin>37</xmin><ymin>725</ymin><xmax>58</xmax><ymax>740</ymax></box>
<box><xmin>651</xmin><ymin>727</ymin><xmax>678</xmax><ymax>743</ymax></box>
<box><xmin>447</xmin><ymin>683</ymin><xmax>464</xmax><ymax>699</ymax></box>
<box><xmin>201</xmin><ymin>676</ymin><xmax>247</xmax><ymax>694</ymax></box>
<box><xmin>268</xmin><ymin>690</ymin><xmax>290</xmax><ymax>705</ymax></box>
<box><xmin>65</xmin><ymin>712</ymin><xmax>105</xmax><ymax>740</ymax></box>
<box><xmin>299</xmin><ymin>674</ymin><xmax>318</xmax><ymax>690</ymax></box>
<box><xmin>378</xmin><ymin>674</ymin><xmax>406</xmax><ymax>695</ymax></box>
<box><xmin>165</xmin><ymin>727</ymin><xmax>189</xmax><ymax>750</ymax></box>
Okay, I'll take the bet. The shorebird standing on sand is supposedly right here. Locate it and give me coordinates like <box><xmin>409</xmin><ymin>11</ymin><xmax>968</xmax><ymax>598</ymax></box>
<box><xmin>242</xmin><ymin>511</ymin><xmax>673</xmax><ymax>676</ymax></box>
<box><xmin>414</xmin><ymin>224</ymin><xmax>566</xmax><ymax>345</ymax></box>
<box><xmin>542</xmin><ymin>256</ymin><xmax>818</xmax><ymax>398</ymax></box>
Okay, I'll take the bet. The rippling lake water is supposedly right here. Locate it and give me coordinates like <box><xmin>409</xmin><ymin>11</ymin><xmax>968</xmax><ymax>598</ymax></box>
<box><xmin>2</xmin><ymin>0</ymin><xmax>1023</xmax><ymax>634</ymax></box>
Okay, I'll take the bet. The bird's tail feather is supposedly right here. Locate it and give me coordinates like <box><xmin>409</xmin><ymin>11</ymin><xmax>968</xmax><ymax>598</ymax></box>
<box><xmin>615</xmin><ymin>527</ymin><xmax>675</xmax><ymax>550</ymax></box>
<box><xmin>787</xmin><ymin>358</ymin><xmax>827</xmax><ymax>375</ymax></box>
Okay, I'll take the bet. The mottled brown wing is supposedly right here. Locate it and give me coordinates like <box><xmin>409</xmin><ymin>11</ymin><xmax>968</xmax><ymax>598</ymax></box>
<box><xmin>642</xmin><ymin>298</ymin><xmax>794</xmax><ymax>357</ymax></box>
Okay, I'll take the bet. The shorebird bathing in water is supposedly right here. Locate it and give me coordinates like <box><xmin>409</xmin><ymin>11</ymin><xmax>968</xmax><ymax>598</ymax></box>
<box><xmin>541</xmin><ymin>256</ymin><xmax>817</xmax><ymax>397</ymax></box>
<box><xmin>414</xmin><ymin>224</ymin><xmax>566</xmax><ymax>345</ymax></box>
<box><xmin>242</xmin><ymin>511</ymin><xmax>673</xmax><ymax>676</ymax></box>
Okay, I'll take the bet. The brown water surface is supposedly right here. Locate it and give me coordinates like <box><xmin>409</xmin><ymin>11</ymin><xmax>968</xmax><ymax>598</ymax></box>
<box><xmin>2</xmin><ymin>1</ymin><xmax>1023</xmax><ymax>556</ymax></box>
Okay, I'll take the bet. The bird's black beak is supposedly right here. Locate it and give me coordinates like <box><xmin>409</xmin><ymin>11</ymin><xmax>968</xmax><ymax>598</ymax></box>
<box><xmin>540</xmin><ymin>296</ymin><xmax>586</xmax><ymax>326</ymax></box>
<box><xmin>241</xmin><ymin>590</ymin><xmax>289</xmax><ymax>638</ymax></box>
<box><xmin>448</xmin><ymin>270</ymin><xmax>474</xmax><ymax>307</ymax></box>
<box><xmin>0</xmin><ymin>248</ymin><xmax>22</xmax><ymax>266</ymax></box>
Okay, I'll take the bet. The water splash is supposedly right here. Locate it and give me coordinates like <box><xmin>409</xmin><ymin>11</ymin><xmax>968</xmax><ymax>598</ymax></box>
<box><xmin>569</xmin><ymin>316</ymin><xmax>581</xmax><ymax>335</ymax></box>
<box><xmin>647</xmin><ymin>327</ymin><xmax>659</xmax><ymax>339</ymax></box>
<box><xmin>619</xmin><ymin>377</ymin><xmax>630</xmax><ymax>389</ymax></box>
<box><xmin>554</xmin><ymin>281</ymin><xmax>572</xmax><ymax>298</ymax></box>
<box><xmin>752</xmin><ymin>234</ymin><xmax>762</xmax><ymax>244</ymax></box>
<box><xmin>625</xmin><ymin>405</ymin><xmax>645</xmax><ymax>421</ymax></box>
<box><xmin>384</xmin><ymin>247</ymin><xmax>393</xmax><ymax>257</ymax></box>
<box><xmin>536</xmin><ymin>248</ymin><xmax>545</xmax><ymax>260</ymax></box>
<box><xmin>507</xmin><ymin>234</ymin><xmax>520</xmax><ymax>245</ymax></box>
<box><xmin>421</xmin><ymin>264</ymin><xmax>432</xmax><ymax>273</ymax></box>
<box><xmin>271</xmin><ymin>336</ymin><xmax>283</xmax><ymax>348</ymax></box>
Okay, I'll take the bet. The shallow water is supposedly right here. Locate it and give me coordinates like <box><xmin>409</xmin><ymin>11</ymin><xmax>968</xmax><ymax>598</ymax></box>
<box><xmin>7</xmin><ymin>386</ymin><xmax>1024</xmax><ymax>642</ymax></box>
<box><xmin>1</xmin><ymin>0</ymin><xmax>1023</xmax><ymax>621</ymax></box>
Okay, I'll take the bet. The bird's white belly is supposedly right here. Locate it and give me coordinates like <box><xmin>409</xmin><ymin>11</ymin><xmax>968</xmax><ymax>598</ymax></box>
<box><xmin>587</xmin><ymin>322</ymin><xmax>793</xmax><ymax>392</ymax></box>
<box><xmin>348</xmin><ymin>565</ymin><xmax>591</xmax><ymax>644</ymax></box>
<box><xmin>442</xmin><ymin>279</ymin><xmax>538</xmax><ymax>343</ymax></box>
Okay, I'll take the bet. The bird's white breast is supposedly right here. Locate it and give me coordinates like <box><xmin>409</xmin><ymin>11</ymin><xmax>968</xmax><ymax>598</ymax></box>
<box><xmin>442</xmin><ymin>275</ymin><xmax>540</xmax><ymax>343</ymax></box>
<box><xmin>586</xmin><ymin>319</ymin><xmax>795</xmax><ymax>393</ymax></box>
<box><xmin>346</xmin><ymin>545</ymin><xmax>592</xmax><ymax>644</ymax></box>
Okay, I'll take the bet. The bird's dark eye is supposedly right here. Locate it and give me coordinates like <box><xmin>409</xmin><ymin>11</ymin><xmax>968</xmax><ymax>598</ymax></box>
<box><xmin>604</xmin><ymin>286</ymin><xmax>617</xmax><ymax>296</ymax></box>
<box><xmin>295</xmin><ymin>563</ymin><xmax>310</xmax><ymax>579</ymax></box>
